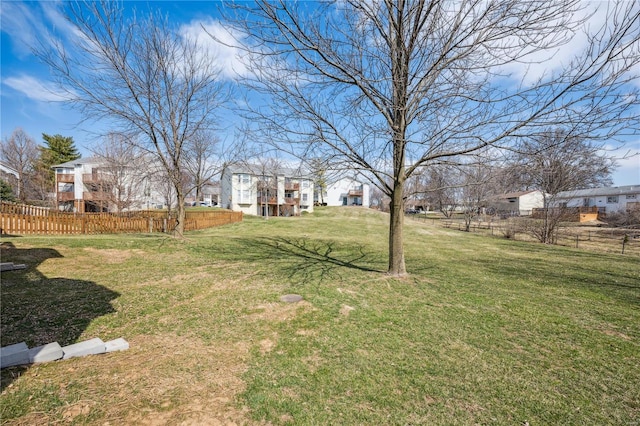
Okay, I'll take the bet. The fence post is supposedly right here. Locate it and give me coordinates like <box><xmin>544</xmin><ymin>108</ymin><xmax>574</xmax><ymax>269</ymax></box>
<box><xmin>575</xmin><ymin>234</ymin><xmax>579</xmax><ymax>249</ymax></box>
<box><xmin>622</xmin><ymin>234</ymin><xmax>628</xmax><ymax>254</ymax></box>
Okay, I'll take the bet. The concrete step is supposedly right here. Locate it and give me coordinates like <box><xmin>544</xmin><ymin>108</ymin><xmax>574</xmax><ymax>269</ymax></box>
<box><xmin>1</xmin><ymin>342</ymin><xmax>29</xmax><ymax>368</ymax></box>
<box><xmin>0</xmin><ymin>262</ymin><xmax>27</xmax><ymax>272</ymax></box>
<box><xmin>62</xmin><ymin>338</ymin><xmax>106</xmax><ymax>360</ymax></box>
<box><xmin>29</xmin><ymin>342</ymin><xmax>64</xmax><ymax>364</ymax></box>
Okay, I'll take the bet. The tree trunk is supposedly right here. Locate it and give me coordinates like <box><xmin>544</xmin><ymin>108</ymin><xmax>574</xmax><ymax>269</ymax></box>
<box><xmin>174</xmin><ymin>186</ymin><xmax>186</xmax><ymax>237</ymax></box>
<box><xmin>388</xmin><ymin>182</ymin><xmax>406</xmax><ymax>276</ymax></box>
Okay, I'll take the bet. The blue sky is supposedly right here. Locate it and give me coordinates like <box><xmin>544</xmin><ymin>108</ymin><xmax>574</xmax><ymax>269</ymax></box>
<box><xmin>1</xmin><ymin>1</ymin><xmax>241</xmax><ymax>151</ymax></box>
<box><xmin>1</xmin><ymin>1</ymin><xmax>639</xmax><ymax>186</ymax></box>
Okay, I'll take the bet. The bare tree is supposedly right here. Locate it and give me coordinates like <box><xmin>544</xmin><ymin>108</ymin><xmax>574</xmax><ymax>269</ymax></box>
<box><xmin>0</xmin><ymin>128</ymin><xmax>38</xmax><ymax>202</ymax></box>
<box><xmin>38</xmin><ymin>1</ymin><xmax>228</xmax><ymax>235</ymax></box>
<box><xmin>91</xmin><ymin>133</ymin><xmax>149</xmax><ymax>212</ymax></box>
<box><xmin>227</xmin><ymin>0</ymin><xmax>639</xmax><ymax>275</ymax></box>
<box><xmin>507</xmin><ymin>128</ymin><xmax>615</xmax><ymax>243</ymax></box>
<box><xmin>305</xmin><ymin>157</ymin><xmax>330</xmax><ymax>206</ymax></box>
<box><xmin>458</xmin><ymin>164</ymin><xmax>497</xmax><ymax>232</ymax></box>
<box><xmin>248</xmin><ymin>155</ymin><xmax>284</xmax><ymax>218</ymax></box>
<box><xmin>182</xmin><ymin>130</ymin><xmax>238</xmax><ymax>206</ymax></box>
<box><xmin>415</xmin><ymin>166</ymin><xmax>460</xmax><ymax>218</ymax></box>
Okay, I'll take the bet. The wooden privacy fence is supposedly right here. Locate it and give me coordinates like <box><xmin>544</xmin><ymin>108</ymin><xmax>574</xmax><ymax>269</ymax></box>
<box><xmin>0</xmin><ymin>202</ymin><xmax>242</xmax><ymax>235</ymax></box>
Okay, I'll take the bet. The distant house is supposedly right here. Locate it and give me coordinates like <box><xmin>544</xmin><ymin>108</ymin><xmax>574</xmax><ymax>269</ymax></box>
<box><xmin>323</xmin><ymin>177</ymin><xmax>370</xmax><ymax>207</ymax></box>
<box><xmin>220</xmin><ymin>165</ymin><xmax>314</xmax><ymax>216</ymax></box>
<box><xmin>0</xmin><ymin>161</ymin><xmax>19</xmax><ymax>198</ymax></box>
<box><xmin>551</xmin><ymin>185</ymin><xmax>640</xmax><ymax>213</ymax></box>
<box><xmin>52</xmin><ymin>157</ymin><xmax>163</xmax><ymax>213</ymax></box>
<box><xmin>486</xmin><ymin>190</ymin><xmax>545</xmax><ymax>216</ymax></box>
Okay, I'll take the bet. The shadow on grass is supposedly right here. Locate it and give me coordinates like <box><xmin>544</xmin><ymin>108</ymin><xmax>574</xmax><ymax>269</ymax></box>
<box><xmin>1</xmin><ymin>241</ymin><xmax>120</xmax><ymax>391</ymax></box>
<box><xmin>218</xmin><ymin>236</ymin><xmax>385</xmax><ymax>284</ymax></box>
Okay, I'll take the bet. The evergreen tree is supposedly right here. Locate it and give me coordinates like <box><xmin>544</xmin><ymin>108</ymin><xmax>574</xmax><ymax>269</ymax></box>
<box><xmin>0</xmin><ymin>179</ymin><xmax>16</xmax><ymax>202</ymax></box>
<box><xmin>36</xmin><ymin>134</ymin><xmax>81</xmax><ymax>192</ymax></box>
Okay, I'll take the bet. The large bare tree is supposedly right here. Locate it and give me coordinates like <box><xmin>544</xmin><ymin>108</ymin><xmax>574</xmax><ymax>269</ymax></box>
<box><xmin>39</xmin><ymin>1</ymin><xmax>228</xmax><ymax>235</ymax></box>
<box><xmin>227</xmin><ymin>0</ymin><xmax>639</xmax><ymax>275</ymax></box>
<box><xmin>0</xmin><ymin>128</ymin><xmax>39</xmax><ymax>202</ymax></box>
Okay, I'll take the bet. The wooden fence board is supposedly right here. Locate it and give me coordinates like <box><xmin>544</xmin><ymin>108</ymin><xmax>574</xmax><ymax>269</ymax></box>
<box><xmin>0</xmin><ymin>202</ymin><xmax>242</xmax><ymax>235</ymax></box>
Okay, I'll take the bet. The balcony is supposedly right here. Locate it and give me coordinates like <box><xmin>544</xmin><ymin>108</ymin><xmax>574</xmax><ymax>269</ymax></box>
<box><xmin>83</xmin><ymin>173</ymin><xmax>109</xmax><ymax>184</ymax></box>
<box><xmin>83</xmin><ymin>191</ymin><xmax>111</xmax><ymax>201</ymax></box>
<box><xmin>285</xmin><ymin>183</ymin><xmax>300</xmax><ymax>191</ymax></box>
<box><xmin>348</xmin><ymin>189</ymin><xmax>363</xmax><ymax>197</ymax></box>
<box><xmin>57</xmin><ymin>192</ymin><xmax>75</xmax><ymax>201</ymax></box>
<box><xmin>57</xmin><ymin>174</ymin><xmax>74</xmax><ymax>183</ymax></box>
<box><xmin>257</xmin><ymin>196</ymin><xmax>278</xmax><ymax>205</ymax></box>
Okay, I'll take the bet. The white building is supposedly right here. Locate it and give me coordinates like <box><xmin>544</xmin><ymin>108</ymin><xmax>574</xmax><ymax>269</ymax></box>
<box><xmin>552</xmin><ymin>185</ymin><xmax>640</xmax><ymax>213</ymax></box>
<box><xmin>220</xmin><ymin>165</ymin><xmax>314</xmax><ymax>216</ymax></box>
<box><xmin>486</xmin><ymin>190</ymin><xmax>545</xmax><ymax>216</ymax></box>
<box><xmin>321</xmin><ymin>177</ymin><xmax>370</xmax><ymax>207</ymax></box>
<box><xmin>52</xmin><ymin>157</ymin><xmax>164</xmax><ymax>212</ymax></box>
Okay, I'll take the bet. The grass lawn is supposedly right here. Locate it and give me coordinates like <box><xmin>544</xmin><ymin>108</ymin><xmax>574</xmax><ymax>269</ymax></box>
<box><xmin>1</xmin><ymin>207</ymin><xmax>638</xmax><ymax>425</ymax></box>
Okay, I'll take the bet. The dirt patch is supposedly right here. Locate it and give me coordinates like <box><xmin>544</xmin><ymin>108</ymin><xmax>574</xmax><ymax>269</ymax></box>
<box><xmin>83</xmin><ymin>247</ymin><xmax>146</xmax><ymax>264</ymax></box>
<box><xmin>339</xmin><ymin>305</ymin><xmax>355</xmax><ymax>316</ymax></box>
<box><xmin>32</xmin><ymin>334</ymin><xmax>254</xmax><ymax>425</ymax></box>
<box><xmin>247</xmin><ymin>300</ymin><xmax>314</xmax><ymax>323</ymax></box>
<box><xmin>601</xmin><ymin>329</ymin><xmax>632</xmax><ymax>340</ymax></box>
<box><xmin>259</xmin><ymin>337</ymin><xmax>276</xmax><ymax>354</ymax></box>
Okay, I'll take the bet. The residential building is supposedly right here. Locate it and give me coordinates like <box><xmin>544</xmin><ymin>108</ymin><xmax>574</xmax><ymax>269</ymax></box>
<box><xmin>322</xmin><ymin>177</ymin><xmax>370</xmax><ymax>207</ymax></box>
<box><xmin>220</xmin><ymin>165</ymin><xmax>314</xmax><ymax>216</ymax></box>
<box><xmin>485</xmin><ymin>190</ymin><xmax>545</xmax><ymax>216</ymax></box>
<box><xmin>52</xmin><ymin>157</ymin><xmax>163</xmax><ymax>212</ymax></box>
<box><xmin>552</xmin><ymin>185</ymin><xmax>640</xmax><ymax>213</ymax></box>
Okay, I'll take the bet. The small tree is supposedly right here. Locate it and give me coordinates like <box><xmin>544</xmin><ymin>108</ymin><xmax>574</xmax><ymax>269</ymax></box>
<box><xmin>417</xmin><ymin>166</ymin><xmax>460</xmax><ymax>218</ymax></box>
<box><xmin>508</xmin><ymin>129</ymin><xmax>615</xmax><ymax>243</ymax></box>
<box><xmin>0</xmin><ymin>128</ymin><xmax>39</xmax><ymax>202</ymax></box>
<box><xmin>459</xmin><ymin>164</ymin><xmax>496</xmax><ymax>232</ymax></box>
<box><xmin>92</xmin><ymin>133</ymin><xmax>149</xmax><ymax>212</ymax></box>
<box><xmin>0</xmin><ymin>179</ymin><xmax>16</xmax><ymax>202</ymax></box>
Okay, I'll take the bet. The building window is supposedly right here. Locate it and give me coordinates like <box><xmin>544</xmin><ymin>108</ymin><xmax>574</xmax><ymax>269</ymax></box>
<box><xmin>302</xmin><ymin>194</ymin><xmax>308</xmax><ymax>202</ymax></box>
<box><xmin>301</xmin><ymin>180</ymin><xmax>309</xmax><ymax>189</ymax></box>
<box><xmin>607</xmin><ymin>196</ymin><xmax>618</xmax><ymax>203</ymax></box>
<box><xmin>626</xmin><ymin>194</ymin><xmax>637</xmax><ymax>200</ymax></box>
<box><xmin>237</xmin><ymin>174</ymin><xmax>250</xmax><ymax>185</ymax></box>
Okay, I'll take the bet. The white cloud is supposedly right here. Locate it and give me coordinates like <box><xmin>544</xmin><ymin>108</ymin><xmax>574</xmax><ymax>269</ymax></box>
<box><xmin>0</xmin><ymin>1</ymin><xmax>41</xmax><ymax>58</ymax></box>
<box><xmin>179</xmin><ymin>19</ymin><xmax>249</xmax><ymax>81</ymax></box>
<box><xmin>3</xmin><ymin>75</ymin><xmax>73</xmax><ymax>102</ymax></box>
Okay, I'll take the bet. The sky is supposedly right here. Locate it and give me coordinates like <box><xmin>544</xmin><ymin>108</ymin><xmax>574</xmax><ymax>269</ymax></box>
<box><xmin>1</xmin><ymin>0</ymin><xmax>639</xmax><ymax>186</ymax></box>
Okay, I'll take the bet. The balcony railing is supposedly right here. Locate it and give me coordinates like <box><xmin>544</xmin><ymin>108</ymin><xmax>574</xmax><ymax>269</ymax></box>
<box><xmin>285</xmin><ymin>183</ymin><xmax>300</xmax><ymax>191</ymax></box>
<box><xmin>348</xmin><ymin>190</ymin><xmax>363</xmax><ymax>197</ymax></box>
<box><xmin>57</xmin><ymin>174</ymin><xmax>74</xmax><ymax>183</ymax></box>
<box><xmin>83</xmin><ymin>191</ymin><xmax>111</xmax><ymax>201</ymax></box>
<box><xmin>83</xmin><ymin>173</ymin><xmax>110</xmax><ymax>184</ymax></box>
<box><xmin>57</xmin><ymin>192</ymin><xmax>75</xmax><ymax>201</ymax></box>
<box><xmin>257</xmin><ymin>196</ymin><xmax>300</xmax><ymax>205</ymax></box>
<box><xmin>284</xmin><ymin>197</ymin><xmax>300</xmax><ymax>205</ymax></box>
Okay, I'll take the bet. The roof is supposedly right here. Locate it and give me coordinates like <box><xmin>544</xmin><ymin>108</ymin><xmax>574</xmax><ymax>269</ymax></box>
<box><xmin>0</xmin><ymin>161</ymin><xmax>18</xmax><ymax>176</ymax></box>
<box><xmin>494</xmin><ymin>190</ymin><xmax>540</xmax><ymax>199</ymax></box>
<box><xmin>51</xmin><ymin>157</ymin><xmax>104</xmax><ymax>169</ymax></box>
<box><xmin>555</xmin><ymin>185</ymin><xmax>640</xmax><ymax>199</ymax></box>
<box><xmin>226</xmin><ymin>163</ymin><xmax>311</xmax><ymax>178</ymax></box>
